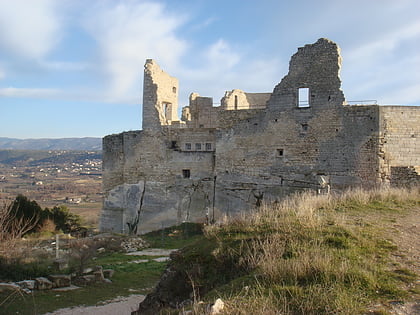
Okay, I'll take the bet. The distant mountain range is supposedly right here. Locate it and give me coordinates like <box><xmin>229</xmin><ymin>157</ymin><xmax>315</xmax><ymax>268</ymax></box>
<box><xmin>0</xmin><ymin>137</ymin><xmax>102</xmax><ymax>151</ymax></box>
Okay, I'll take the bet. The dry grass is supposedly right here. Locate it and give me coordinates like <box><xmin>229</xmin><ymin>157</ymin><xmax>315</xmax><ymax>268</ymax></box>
<box><xmin>202</xmin><ymin>186</ymin><xmax>420</xmax><ymax>314</ymax></box>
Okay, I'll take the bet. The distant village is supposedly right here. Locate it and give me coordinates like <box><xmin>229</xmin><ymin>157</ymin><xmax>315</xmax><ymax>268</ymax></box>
<box><xmin>0</xmin><ymin>151</ymin><xmax>102</xmax><ymax>210</ymax></box>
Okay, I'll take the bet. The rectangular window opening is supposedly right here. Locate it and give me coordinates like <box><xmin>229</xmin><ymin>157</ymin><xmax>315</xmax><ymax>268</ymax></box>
<box><xmin>185</xmin><ymin>143</ymin><xmax>191</xmax><ymax>150</ymax></box>
<box><xmin>195</xmin><ymin>143</ymin><xmax>202</xmax><ymax>151</ymax></box>
<box><xmin>182</xmin><ymin>169</ymin><xmax>190</xmax><ymax>178</ymax></box>
<box><xmin>297</xmin><ymin>88</ymin><xmax>310</xmax><ymax>108</ymax></box>
<box><xmin>205</xmin><ymin>143</ymin><xmax>212</xmax><ymax>151</ymax></box>
<box><xmin>277</xmin><ymin>149</ymin><xmax>284</xmax><ymax>156</ymax></box>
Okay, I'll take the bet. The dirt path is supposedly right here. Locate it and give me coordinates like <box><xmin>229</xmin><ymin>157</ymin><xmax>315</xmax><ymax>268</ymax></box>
<box><xmin>43</xmin><ymin>294</ymin><xmax>145</xmax><ymax>315</ymax></box>
<box><xmin>385</xmin><ymin>206</ymin><xmax>420</xmax><ymax>315</ymax></box>
<box><xmin>389</xmin><ymin>206</ymin><xmax>420</xmax><ymax>275</ymax></box>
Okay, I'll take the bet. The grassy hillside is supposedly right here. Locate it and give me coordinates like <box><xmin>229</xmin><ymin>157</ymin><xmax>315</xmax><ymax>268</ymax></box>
<box><xmin>139</xmin><ymin>187</ymin><xmax>419</xmax><ymax>314</ymax></box>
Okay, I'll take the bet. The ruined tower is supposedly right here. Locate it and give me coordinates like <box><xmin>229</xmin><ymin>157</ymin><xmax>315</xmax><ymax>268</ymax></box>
<box><xmin>142</xmin><ymin>59</ymin><xmax>179</xmax><ymax>131</ymax></box>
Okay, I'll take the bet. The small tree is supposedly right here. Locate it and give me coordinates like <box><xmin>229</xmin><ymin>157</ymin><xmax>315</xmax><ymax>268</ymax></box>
<box><xmin>9</xmin><ymin>195</ymin><xmax>44</xmax><ymax>233</ymax></box>
<box><xmin>47</xmin><ymin>205</ymin><xmax>82</xmax><ymax>233</ymax></box>
<box><xmin>0</xmin><ymin>201</ymin><xmax>37</xmax><ymax>250</ymax></box>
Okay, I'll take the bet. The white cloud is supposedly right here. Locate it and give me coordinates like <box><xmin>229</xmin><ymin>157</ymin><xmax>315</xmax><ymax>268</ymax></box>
<box><xmin>83</xmin><ymin>1</ymin><xmax>187</xmax><ymax>100</ymax></box>
<box><xmin>0</xmin><ymin>0</ymin><xmax>61</xmax><ymax>59</ymax></box>
<box><xmin>205</xmin><ymin>39</ymin><xmax>240</xmax><ymax>70</ymax></box>
<box><xmin>174</xmin><ymin>38</ymin><xmax>283</xmax><ymax>107</ymax></box>
<box><xmin>0</xmin><ymin>87</ymin><xmax>60</xmax><ymax>98</ymax></box>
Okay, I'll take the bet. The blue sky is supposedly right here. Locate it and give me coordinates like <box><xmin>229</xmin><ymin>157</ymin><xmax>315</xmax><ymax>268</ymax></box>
<box><xmin>0</xmin><ymin>0</ymin><xmax>419</xmax><ymax>139</ymax></box>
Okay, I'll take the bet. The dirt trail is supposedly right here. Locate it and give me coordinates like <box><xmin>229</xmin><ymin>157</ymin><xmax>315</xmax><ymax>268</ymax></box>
<box><xmin>385</xmin><ymin>206</ymin><xmax>420</xmax><ymax>315</ymax></box>
<box><xmin>389</xmin><ymin>206</ymin><xmax>420</xmax><ymax>274</ymax></box>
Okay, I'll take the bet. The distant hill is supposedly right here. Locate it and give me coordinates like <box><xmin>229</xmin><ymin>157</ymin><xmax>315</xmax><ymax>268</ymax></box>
<box><xmin>0</xmin><ymin>137</ymin><xmax>102</xmax><ymax>151</ymax></box>
<box><xmin>0</xmin><ymin>150</ymin><xmax>102</xmax><ymax>166</ymax></box>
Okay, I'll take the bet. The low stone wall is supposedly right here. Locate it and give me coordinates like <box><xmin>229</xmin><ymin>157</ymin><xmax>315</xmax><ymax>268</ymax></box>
<box><xmin>391</xmin><ymin>166</ymin><xmax>420</xmax><ymax>187</ymax></box>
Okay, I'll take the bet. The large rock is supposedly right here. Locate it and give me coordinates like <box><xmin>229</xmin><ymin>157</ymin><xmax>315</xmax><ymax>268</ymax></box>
<box><xmin>16</xmin><ymin>280</ymin><xmax>36</xmax><ymax>290</ymax></box>
<box><xmin>35</xmin><ymin>277</ymin><xmax>53</xmax><ymax>290</ymax></box>
<box><xmin>48</xmin><ymin>275</ymin><xmax>71</xmax><ymax>288</ymax></box>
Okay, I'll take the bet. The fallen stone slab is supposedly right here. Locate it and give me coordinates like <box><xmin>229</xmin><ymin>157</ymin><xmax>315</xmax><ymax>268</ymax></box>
<box><xmin>128</xmin><ymin>259</ymin><xmax>149</xmax><ymax>264</ymax></box>
<box><xmin>126</xmin><ymin>248</ymin><xmax>176</xmax><ymax>256</ymax></box>
<box><xmin>52</xmin><ymin>285</ymin><xmax>81</xmax><ymax>292</ymax></box>
<box><xmin>153</xmin><ymin>257</ymin><xmax>170</xmax><ymax>262</ymax></box>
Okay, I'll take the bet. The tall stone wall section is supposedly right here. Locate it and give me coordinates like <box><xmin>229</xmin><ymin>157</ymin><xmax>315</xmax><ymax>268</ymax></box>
<box><xmin>142</xmin><ymin>59</ymin><xmax>179</xmax><ymax>131</ymax></box>
<box><xmin>379</xmin><ymin>106</ymin><xmax>420</xmax><ymax>184</ymax></box>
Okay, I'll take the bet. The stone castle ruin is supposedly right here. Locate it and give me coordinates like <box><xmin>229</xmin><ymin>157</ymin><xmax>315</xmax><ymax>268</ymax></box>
<box><xmin>100</xmin><ymin>38</ymin><xmax>420</xmax><ymax>233</ymax></box>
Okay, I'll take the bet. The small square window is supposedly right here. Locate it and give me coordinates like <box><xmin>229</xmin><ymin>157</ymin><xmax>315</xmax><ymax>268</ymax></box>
<box><xmin>277</xmin><ymin>149</ymin><xmax>284</xmax><ymax>156</ymax></box>
<box><xmin>301</xmin><ymin>123</ymin><xmax>308</xmax><ymax>132</ymax></box>
<box><xmin>182</xmin><ymin>169</ymin><xmax>190</xmax><ymax>178</ymax></box>
<box><xmin>185</xmin><ymin>143</ymin><xmax>191</xmax><ymax>150</ymax></box>
<box><xmin>195</xmin><ymin>143</ymin><xmax>202</xmax><ymax>150</ymax></box>
<box><xmin>205</xmin><ymin>143</ymin><xmax>212</xmax><ymax>151</ymax></box>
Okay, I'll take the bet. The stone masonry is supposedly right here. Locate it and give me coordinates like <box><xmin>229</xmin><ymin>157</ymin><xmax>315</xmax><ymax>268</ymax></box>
<box><xmin>100</xmin><ymin>38</ymin><xmax>420</xmax><ymax>234</ymax></box>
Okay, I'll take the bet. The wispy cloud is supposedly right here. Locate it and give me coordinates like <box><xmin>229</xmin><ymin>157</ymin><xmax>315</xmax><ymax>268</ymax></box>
<box><xmin>0</xmin><ymin>87</ymin><xmax>60</xmax><ymax>98</ymax></box>
<box><xmin>346</xmin><ymin>20</ymin><xmax>420</xmax><ymax>62</ymax></box>
<box><xmin>82</xmin><ymin>1</ymin><xmax>188</xmax><ymax>99</ymax></box>
<box><xmin>0</xmin><ymin>0</ymin><xmax>61</xmax><ymax>60</ymax></box>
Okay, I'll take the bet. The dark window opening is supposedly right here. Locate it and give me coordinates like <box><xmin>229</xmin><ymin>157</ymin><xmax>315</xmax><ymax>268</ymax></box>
<box><xmin>301</xmin><ymin>123</ymin><xmax>308</xmax><ymax>132</ymax></box>
<box><xmin>199</xmin><ymin>124</ymin><xmax>204</xmax><ymax>128</ymax></box>
<box><xmin>234</xmin><ymin>95</ymin><xmax>238</xmax><ymax>110</ymax></box>
<box><xmin>172</xmin><ymin>86</ymin><xmax>177</xmax><ymax>93</ymax></box>
<box><xmin>182</xmin><ymin>169</ymin><xmax>190</xmax><ymax>178</ymax></box>
<box><xmin>185</xmin><ymin>143</ymin><xmax>191</xmax><ymax>150</ymax></box>
<box><xmin>205</xmin><ymin>143</ymin><xmax>212</xmax><ymax>151</ymax></box>
<box><xmin>297</xmin><ymin>87</ymin><xmax>310</xmax><ymax>108</ymax></box>
<box><xmin>195</xmin><ymin>143</ymin><xmax>202</xmax><ymax>150</ymax></box>
<box><xmin>163</xmin><ymin>102</ymin><xmax>172</xmax><ymax>120</ymax></box>
<box><xmin>277</xmin><ymin>149</ymin><xmax>284</xmax><ymax>156</ymax></box>
<box><xmin>170</xmin><ymin>141</ymin><xmax>177</xmax><ymax>149</ymax></box>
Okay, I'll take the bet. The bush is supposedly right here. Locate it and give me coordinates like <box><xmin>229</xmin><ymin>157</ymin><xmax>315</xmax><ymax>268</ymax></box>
<box><xmin>6</xmin><ymin>195</ymin><xmax>83</xmax><ymax>236</ymax></box>
<box><xmin>45</xmin><ymin>205</ymin><xmax>83</xmax><ymax>234</ymax></box>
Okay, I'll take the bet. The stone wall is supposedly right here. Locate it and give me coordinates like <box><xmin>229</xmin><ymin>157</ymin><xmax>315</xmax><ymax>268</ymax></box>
<box><xmin>221</xmin><ymin>89</ymin><xmax>270</xmax><ymax>110</ymax></box>
<box><xmin>142</xmin><ymin>59</ymin><xmax>179</xmax><ymax>131</ymax></box>
<box><xmin>379</xmin><ymin>106</ymin><xmax>420</xmax><ymax>183</ymax></box>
